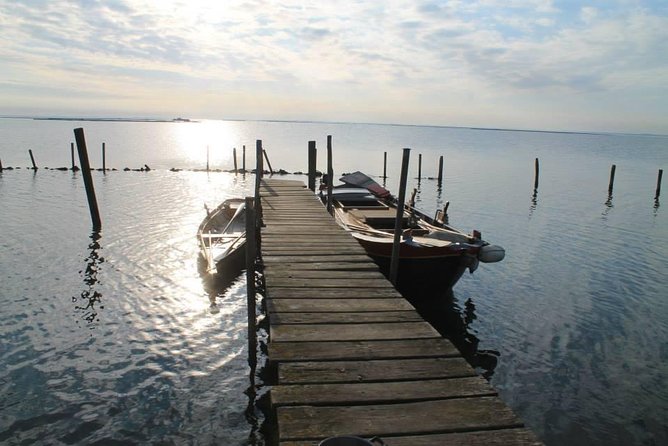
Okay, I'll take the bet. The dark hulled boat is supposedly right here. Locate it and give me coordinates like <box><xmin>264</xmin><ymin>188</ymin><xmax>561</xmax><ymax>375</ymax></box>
<box><xmin>322</xmin><ymin>172</ymin><xmax>505</xmax><ymax>297</ymax></box>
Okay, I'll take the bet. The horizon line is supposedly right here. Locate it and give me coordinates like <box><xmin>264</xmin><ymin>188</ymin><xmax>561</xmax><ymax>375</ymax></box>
<box><xmin>0</xmin><ymin>114</ymin><xmax>666</xmax><ymax>138</ymax></box>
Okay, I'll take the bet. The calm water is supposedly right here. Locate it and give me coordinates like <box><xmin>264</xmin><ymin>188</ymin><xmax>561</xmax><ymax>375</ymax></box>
<box><xmin>1</xmin><ymin>118</ymin><xmax>667</xmax><ymax>445</ymax></box>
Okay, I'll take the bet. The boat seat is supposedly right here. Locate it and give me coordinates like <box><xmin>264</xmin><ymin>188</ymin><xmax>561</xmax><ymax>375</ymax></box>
<box><xmin>349</xmin><ymin>208</ymin><xmax>410</xmax><ymax>230</ymax></box>
<box><xmin>200</xmin><ymin>233</ymin><xmax>240</xmax><ymax>239</ymax></box>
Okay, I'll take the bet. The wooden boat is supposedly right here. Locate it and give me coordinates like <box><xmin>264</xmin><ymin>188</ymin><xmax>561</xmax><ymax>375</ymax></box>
<box><xmin>197</xmin><ymin>198</ymin><xmax>246</xmax><ymax>275</ymax></box>
<box><xmin>321</xmin><ymin>172</ymin><xmax>505</xmax><ymax>296</ymax></box>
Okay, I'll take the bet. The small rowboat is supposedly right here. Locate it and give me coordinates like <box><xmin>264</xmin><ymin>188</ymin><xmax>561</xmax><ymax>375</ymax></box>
<box><xmin>321</xmin><ymin>172</ymin><xmax>505</xmax><ymax>297</ymax></box>
<box><xmin>197</xmin><ymin>198</ymin><xmax>246</xmax><ymax>275</ymax></box>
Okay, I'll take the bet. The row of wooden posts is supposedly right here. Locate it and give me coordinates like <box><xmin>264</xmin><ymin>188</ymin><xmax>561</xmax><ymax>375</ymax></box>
<box><xmin>532</xmin><ymin>157</ymin><xmax>663</xmax><ymax>199</ymax></box>
<box><xmin>4</xmin><ymin>146</ymin><xmax>662</xmax><ymax>202</ymax></box>
<box><xmin>12</xmin><ymin>131</ymin><xmax>664</xmax><ymax>234</ymax></box>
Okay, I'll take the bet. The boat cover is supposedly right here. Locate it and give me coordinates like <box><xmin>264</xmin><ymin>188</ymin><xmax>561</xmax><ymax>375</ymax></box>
<box><xmin>339</xmin><ymin>171</ymin><xmax>391</xmax><ymax>198</ymax></box>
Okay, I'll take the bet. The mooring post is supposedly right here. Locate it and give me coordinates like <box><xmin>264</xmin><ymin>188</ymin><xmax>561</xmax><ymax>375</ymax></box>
<box><xmin>74</xmin><ymin>128</ymin><xmax>102</xmax><ymax>231</ymax></box>
<box><xmin>254</xmin><ymin>140</ymin><xmax>264</xmax><ymax>225</ymax></box>
<box><xmin>534</xmin><ymin>158</ymin><xmax>540</xmax><ymax>190</ymax></box>
<box><xmin>327</xmin><ymin>135</ymin><xmax>334</xmax><ymax>214</ymax></box>
<box><xmin>102</xmin><ymin>142</ymin><xmax>106</xmax><ymax>172</ymax></box>
<box><xmin>390</xmin><ymin>148</ymin><xmax>411</xmax><ymax>286</ymax></box>
<box><xmin>244</xmin><ymin>196</ymin><xmax>257</xmax><ymax>369</ymax></box>
<box><xmin>233</xmin><ymin>147</ymin><xmax>238</xmax><ymax>174</ymax></box>
<box><xmin>0</xmin><ymin>158</ymin><xmax>3</xmax><ymax>171</ymax></box>
<box><xmin>383</xmin><ymin>151</ymin><xmax>387</xmax><ymax>180</ymax></box>
<box><xmin>437</xmin><ymin>155</ymin><xmax>444</xmax><ymax>186</ymax></box>
<box><xmin>70</xmin><ymin>143</ymin><xmax>76</xmax><ymax>170</ymax></box>
<box><xmin>28</xmin><ymin>149</ymin><xmax>37</xmax><ymax>170</ymax></box>
<box><xmin>263</xmin><ymin>149</ymin><xmax>274</xmax><ymax>175</ymax></box>
<box><xmin>308</xmin><ymin>140</ymin><xmax>317</xmax><ymax>191</ymax></box>
<box><xmin>608</xmin><ymin>164</ymin><xmax>616</xmax><ymax>194</ymax></box>
<box><xmin>418</xmin><ymin>153</ymin><xmax>422</xmax><ymax>181</ymax></box>
<box><xmin>206</xmin><ymin>145</ymin><xmax>210</xmax><ymax>172</ymax></box>
<box><xmin>656</xmin><ymin>169</ymin><xmax>663</xmax><ymax>199</ymax></box>
<box><xmin>242</xmin><ymin>145</ymin><xmax>246</xmax><ymax>172</ymax></box>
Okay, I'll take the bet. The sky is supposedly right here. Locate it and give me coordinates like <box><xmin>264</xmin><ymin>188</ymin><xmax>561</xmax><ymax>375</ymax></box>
<box><xmin>1</xmin><ymin>0</ymin><xmax>667</xmax><ymax>134</ymax></box>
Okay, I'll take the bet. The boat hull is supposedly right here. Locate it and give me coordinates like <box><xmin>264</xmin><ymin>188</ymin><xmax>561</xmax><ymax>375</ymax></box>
<box><xmin>197</xmin><ymin>198</ymin><xmax>246</xmax><ymax>277</ymax></box>
<box><xmin>214</xmin><ymin>238</ymin><xmax>247</xmax><ymax>275</ymax></box>
<box><xmin>360</xmin><ymin>244</ymin><xmax>473</xmax><ymax>300</ymax></box>
<box><xmin>320</xmin><ymin>172</ymin><xmax>503</xmax><ymax>298</ymax></box>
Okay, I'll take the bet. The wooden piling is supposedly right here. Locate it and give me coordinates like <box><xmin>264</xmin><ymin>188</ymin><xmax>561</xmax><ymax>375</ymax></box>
<box><xmin>242</xmin><ymin>145</ymin><xmax>246</xmax><ymax>172</ymax></box>
<box><xmin>437</xmin><ymin>155</ymin><xmax>443</xmax><ymax>185</ymax></box>
<box><xmin>102</xmin><ymin>142</ymin><xmax>106</xmax><ymax>172</ymax></box>
<box><xmin>206</xmin><ymin>145</ymin><xmax>210</xmax><ymax>172</ymax></box>
<box><xmin>233</xmin><ymin>147</ymin><xmax>238</xmax><ymax>174</ymax></box>
<box><xmin>263</xmin><ymin>149</ymin><xmax>274</xmax><ymax>175</ymax></box>
<box><xmin>29</xmin><ymin>149</ymin><xmax>37</xmax><ymax>170</ymax></box>
<box><xmin>245</xmin><ymin>196</ymin><xmax>257</xmax><ymax>369</ymax></box>
<box><xmin>71</xmin><ymin>143</ymin><xmax>76</xmax><ymax>170</ymax></box>
<box><xmin>326</xmin><ymin>135</ymin><xmax>333</xmax><ymax>214</ymax></box>
<box><xmin>534</xmin><ymin>158</ymin><xmax>540</xmax><ymax>190</ymax></box>
<box><xmin>73</xmin><ymin>128</ymin><xmax>102</xmax><ymax>231</ymax></box>
<box><xmin>383</xmin><ymin>152</ymin><xmax>387</xmax><ymax>179</ymax></box>
<box><xmin>0</xmin><ymin>158</ymin><xmax>3</xmax><ymax>171</ymax></box>
<box><xmin>254</xmin><ymin>140</ymin><xmax>264</xmax><ymax>223</ymax></box>
<box><xmin>308</xmin><ymin>141</ymin><xmax>317</xmax><ymax>191</ymax></box>
<box><xmin>656</xmin><ymin>169</ymin><xmax>663</xmax><ymax>199</ymax></box>
<box><xmin>608</xmin><ymin>164</ymin><xmax>616</xmax><ymax>194</ymax></box>
<box><xmin>390</xmin><ymin>148</ymin><xmax>411</xmax><ymax>286</ymax></box>
<box><xmin>418</xmin><ymin>153</ymin><xmax>422</xmax><ymax>181</ymax></box>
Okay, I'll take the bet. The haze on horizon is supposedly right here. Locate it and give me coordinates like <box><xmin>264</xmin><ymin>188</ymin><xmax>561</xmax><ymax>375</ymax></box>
<box><xmin>1</xmin><ymin>1</ymin><xmax>666</xmax><ymax>135</ymax></box>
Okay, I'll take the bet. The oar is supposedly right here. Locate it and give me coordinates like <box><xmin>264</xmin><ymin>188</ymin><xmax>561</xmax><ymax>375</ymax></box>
<box><xmin>221</xmin><ymin>201</ymin><xmax>246</xmax><ymax>234</ymax></box>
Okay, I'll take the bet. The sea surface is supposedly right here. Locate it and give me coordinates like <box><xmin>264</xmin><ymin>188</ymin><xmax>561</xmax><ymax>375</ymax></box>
<box><xmin>0</xmin><ymin>118</ymin><xmax>666</xmax><ymax>445</ymax></box>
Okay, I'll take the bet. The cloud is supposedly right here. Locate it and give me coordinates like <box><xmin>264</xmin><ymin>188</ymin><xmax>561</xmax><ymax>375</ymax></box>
<box><xmin>0</xmin><ymin>0</ymin><xmax>666</xmax><ymax>132</ymax></box>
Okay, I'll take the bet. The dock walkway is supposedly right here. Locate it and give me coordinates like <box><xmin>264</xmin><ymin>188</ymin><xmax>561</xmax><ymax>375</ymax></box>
<box><xmin>259</xmin><ymin>178</ymin><xmax>542</xmax><ymax>446</ymax></box>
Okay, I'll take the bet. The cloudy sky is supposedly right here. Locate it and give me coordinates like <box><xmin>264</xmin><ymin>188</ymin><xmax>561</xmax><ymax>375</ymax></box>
<box><xmin>1</xmin><ymin>0</ymin><xmax>666</xmax><ymax>133</ymax></box>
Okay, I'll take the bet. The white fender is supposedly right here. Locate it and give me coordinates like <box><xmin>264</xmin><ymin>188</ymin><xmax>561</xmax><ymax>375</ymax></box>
<box><xmin>479</xmin><ymin>245</ymin><xmax>505</xmax><ymax>263</ymax></box>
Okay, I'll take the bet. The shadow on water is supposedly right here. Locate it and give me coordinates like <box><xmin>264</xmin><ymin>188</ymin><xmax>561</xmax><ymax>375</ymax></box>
<box><xmin>198</xmin><ymin>257</ymin><xmax>242</xmax><ymax>314</ymax></box>
<box><xmin>409</xmin><ymin>289</ymin><xmax>500</xmax><ymax>380</ymax></box>
<box><xmin>72</xmin><ymin>231</ymin><xmax>104</xmax><ymax>327</ymax></box>
<box><xmin>245</xmin><ymin>270</ymin><xmax>274</xmax><ymax>446</ymax></box>
<box><xmin>602</xmin><ymin>193</ymin><xmax>614</xmax><ymax>219</ymax></box>
<box><xmin>198</xmin><ymin>256</ymin><xmax>274</xmax><ymax>445</ymax></box>
<box><xmin>529</xmin><ymin>187</ymin><xmax>539</xmax><ymax>217</ymax></box>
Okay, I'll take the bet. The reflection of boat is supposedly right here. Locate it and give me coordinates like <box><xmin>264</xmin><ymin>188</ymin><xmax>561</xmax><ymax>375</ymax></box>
<box><xmin>322</xmin><ymin>172</ymin><xmax>505</xmax><ymax>295</ymax></box>
<box><xmin>197</xmin><ymin>199</ymin><xmax>246</xmax><ymax>275</ymax></box>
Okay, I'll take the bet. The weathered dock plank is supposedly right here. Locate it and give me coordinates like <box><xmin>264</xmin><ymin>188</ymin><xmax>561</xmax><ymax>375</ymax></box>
<box><xmin>265</xmin><ymin>277</ymin><xmax>392</xmax><ymax>288</ymax></box>
<box><xmin>267</xmin><ymin>298</ymin><xmax>415</xmax><ymax>313</ymax></box>
<box><xmin>278</xmin><ymin>357</ymin><xmax>477</xmax><ymax>384</ymax></box>
<box><xmin>264</xmin><ymin>269</ymin><xmax>385</xmax><ymax>280</ymax></box>
<box><xmin>280</xmin><ymin>428</ymin><xmax>543</xmax><ymax>446</ymax></box>
<box><xmin>270</xmin><ymin>321</ymin><xmax>440</xmax><ymax>342</ymax></box>
<box><xmin>264</xmin><ymin>287</ymin><xmax>402</xmax><ymax>299</ymax></box>
<box><xmin>269</xmin><ymin>311</ymin><xmax>423</xmax><ymax>325</ymax></box>
<box><xmin>276</xmin><ymin>397</ymin><xmax>523</xmax><ymax>441</ymax></box>
<box><xmin>258</xmin><ymin>178</ymin><xmax>543</xmax><ymax>446</ymax></box>
<box><xmin>272</xmin><ymin>376</ymin><xmax>496</xmax><ymax>406</ymax></box>
<box><xmin>263</xmin><ymin>254</ymin><xmax>370</xmax><ymax>264</ymax></box>
<box><xmin>269</xmin><ymin>338</ymin><xmax>461</xmax><ymax>362</ymax></box>
<box><xmin>265</xmin><ymin>261</ymin><xmax>380</xmax><ymax>272</ymax></box>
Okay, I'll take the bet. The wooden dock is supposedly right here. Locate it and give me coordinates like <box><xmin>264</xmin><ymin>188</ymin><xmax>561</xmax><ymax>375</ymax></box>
<box><xmin>259</xmin><ymin>178</ymin><xmax>542</xmax><ymax>446</ymax></box>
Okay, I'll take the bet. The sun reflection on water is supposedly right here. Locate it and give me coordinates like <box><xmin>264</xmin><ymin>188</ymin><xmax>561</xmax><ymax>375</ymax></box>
<box><xmin>171</xmin><ymin>120</ymin><xmax>246</xmax><ymax>170</ymax></box>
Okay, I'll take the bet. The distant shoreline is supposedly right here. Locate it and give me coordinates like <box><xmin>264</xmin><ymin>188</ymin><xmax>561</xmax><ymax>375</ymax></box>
<box><xmin>0</xmin><ymin>115</ymin><xmax>664</xmax><ymax>137</ymax></box>
<box><xmin>31</xmin><ymin>117</ymin><xmax>197</xmax><ymax>123</ymax></box>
